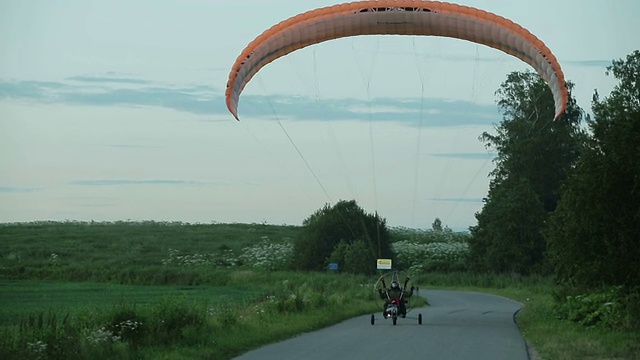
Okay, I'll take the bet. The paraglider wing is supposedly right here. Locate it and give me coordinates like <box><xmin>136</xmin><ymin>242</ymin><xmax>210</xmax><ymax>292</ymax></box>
<box><xmin>225</xmin><ymin>1</ymin><xmax>567</xmax><ymax>121</ymax></box>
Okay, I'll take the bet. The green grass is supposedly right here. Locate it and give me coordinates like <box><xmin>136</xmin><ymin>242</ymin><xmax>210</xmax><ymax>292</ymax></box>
<box><xmin>0</xmin><ymin>275</ymin><xmax>379</xmax><ymax>359</ymax></box>
<box><xmin>514</xmin><ymin>291</ymin><xmax>639</xmax><ymax>360</ymax></box>
<box><xmin>0</xmin><ymin>280</ymin><xmax>262</xmax><ymax>323</ymax></box>
<box><xmin>1</xmin><ymin>221</ymin><xmax>299</xmax><ymax>284</ymax></box>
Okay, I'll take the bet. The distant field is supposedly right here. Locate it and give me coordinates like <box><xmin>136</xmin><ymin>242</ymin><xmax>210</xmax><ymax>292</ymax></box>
<box><xmin>0</xmin><ymin>221</ymin><xmax>302</xmax><ymax>284</ymax></box>
<box><xmin>0</xmin><ymin>220</ymin><xmax>301</xmax><ymax>257</ymax></box>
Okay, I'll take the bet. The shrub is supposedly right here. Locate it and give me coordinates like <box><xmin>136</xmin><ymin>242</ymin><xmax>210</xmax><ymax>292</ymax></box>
<box><xmin>329</xmin><ymin>240</ymin><xmax>376</xmax><ymax>275</ymax></box>
<box><xmin>149</xmin><ymin>299</ymin><xmax>206</xmax><ymax>346</ymax></box>
<box><xmin>239</xmin><ymin>239</ymin><xmax>293</xmax><ymax>270</ymax></box>
<box><xmin>294</xmin><ymin>200</ymin><xmax>393</xmax><ymax>273</ymax></box>
<box><xmin>392</xmin><ymin>240</ymin><xmax>468</xmax><ymax>272</ymax></box>
<box><xmin>554</xmin><ymin>286</ymin><xmax>627</xmax><ymax>330</ymax></box>
<box><xmin>107</xmin><ymin>308</ymin><xmax>146</xmax><ymax>346</ymax></box>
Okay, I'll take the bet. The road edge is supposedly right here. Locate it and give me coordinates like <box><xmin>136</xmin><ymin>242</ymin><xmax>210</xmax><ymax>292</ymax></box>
<box><xmin>514</xmin><ymin>307</ymin><xmax>542</xmax><ymax>360</ymax></box>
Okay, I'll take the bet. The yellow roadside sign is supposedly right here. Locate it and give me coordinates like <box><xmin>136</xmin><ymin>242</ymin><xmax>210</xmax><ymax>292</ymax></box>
<box><xmin>376</xmin><ymin>258</ymin><xmax>392</xmax><ymax>270</ymax></box>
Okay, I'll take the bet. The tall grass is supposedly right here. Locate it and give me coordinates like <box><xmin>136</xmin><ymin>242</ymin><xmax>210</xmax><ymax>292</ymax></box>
<box><xmin>1</xmin><ymin>272</ymin><xmax>378</xmax><ymax>359</ymax></box>
<box><xmin>416</xmin><ymin>272</ymin><xmax>552</xmax><ymax>292</ymax></box>
<box><xmin>514</xmin><ymin>289</ymin><xmax>640</xmax><ymax>360</ymax></box>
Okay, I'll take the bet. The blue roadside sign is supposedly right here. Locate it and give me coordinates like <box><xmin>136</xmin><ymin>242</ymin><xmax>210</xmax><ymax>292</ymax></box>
<box><xmin>328</xmin><ymin>262</ymin><xmax>339</xmax><ymax>271</ymax></box>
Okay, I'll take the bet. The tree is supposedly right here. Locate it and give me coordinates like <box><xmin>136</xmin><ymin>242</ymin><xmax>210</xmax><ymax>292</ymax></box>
<box><xmin>328</xmin><ymin>240</ymin><xmax>372</xmax><ymax>274</ymax></box>
<box><xmin>468</xmin><ymin>177</ymin><xmax>547</xmax><ymax>274</ymax></box>
<box><xmin>431</xmin><ymin>218</ymin><xmax>443</xmax><ymax>232</ymax></box>
<box><xmin>293</xmin><ymin>200</ymin><xmax>393</xmax><ymax>274</ymax></box>
<box><xmin>546</xmin><ymin>50</ymin><xmax>640</xmax><ymax>288</ymax></box>
<box><xmin>483</xmin><ymin>71</ymin><xmax>586</xmax><ymax>212</ymax></box>
<box><xmin>468</xmin><ymin>71</ymin><xmax>586</xmax><ymax>274</ymax></box>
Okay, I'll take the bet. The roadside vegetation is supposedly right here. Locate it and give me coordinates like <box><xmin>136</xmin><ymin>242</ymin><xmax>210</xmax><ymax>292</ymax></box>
<box><xmin>1</xmin><ymin>221</ymin><xmax>637</xmax><ymax>359</ymax></box>
<box><xmin>1</xmin><ymin>269</ymin><xmax>378</xmax><ymax>359</ymax></box>
<box><xmin>1</xmin><ymin>51</ymin><xmax>638</xmax><ymax>359</ymax></box>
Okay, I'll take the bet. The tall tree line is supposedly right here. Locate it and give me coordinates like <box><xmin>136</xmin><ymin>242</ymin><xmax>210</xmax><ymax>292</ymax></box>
<box><xmin>546</xmin><ymin>51</ymin><xmax>640</xmax><ymax>289</ymax></box>
<box><xmin>468</xmin><ymin>71</ymin><xmax>586</xmax><ymax>274</ymax></box>
<box><xmin>468</xmin><ymin>50</ymin><xmax>640</xmax><ymax>292</ymax></box>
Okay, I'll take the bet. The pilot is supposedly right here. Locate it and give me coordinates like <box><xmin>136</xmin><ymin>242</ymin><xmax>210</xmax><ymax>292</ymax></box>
<box><xmin>379</xmin><ymin>279</ymin><xmax>414</xmax><ymax>317</ymax></box>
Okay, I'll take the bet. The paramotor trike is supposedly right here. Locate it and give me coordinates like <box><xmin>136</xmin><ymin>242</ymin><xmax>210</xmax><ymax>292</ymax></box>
<box><xmin>370</xmin><ymin>270</ymin><xmax>422</xmax><ymax>326</ymax></box>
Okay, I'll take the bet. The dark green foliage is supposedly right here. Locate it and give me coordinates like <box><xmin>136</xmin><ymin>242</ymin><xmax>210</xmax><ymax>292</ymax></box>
<box><xmin>468</xmin><ymin>177</ymin><xmax>547</xmax><ymax>274</ymax></box>
<box><xmin>108</xmin><ymin>306</ymin><xmax>148</xmax><ymax>346</ymax></box>
<box><xmin>469</xmin><ymin>71</ymin><xmax>586</xmax><ymax>274</ymax></box>
<box><xmin>293</xmin><ymin>200</ymin><xmax>393</xmax><ymax>274</ymax></box>
<box><xmin>543</xmin><ymin>51</ymin><xmax>640</xmax><ymax>334</ymax></box>
<box><xmin>431</xmin><ymin>218</ymin><xmax>444</xmax><ymax>232</ymax></box>
<box><xmin>553</xmin><ymin>287</ymin><xmax>633</xmax><ymax>330</ymax></box>
<box><xmin>487</xmin><ymin>72</ymin><xmax>586</xmax><ymax>213</ymax></box>
<box><xmin>419</xmin><ymin>258</ymin><xmax>467</xmax><ymax>273</ymax></box>
<box><xmin>148</xmin><ymin>300</ymin><xmax>206</xmax><ymax>346</ymax></box>
<box><xmin>328</xmin><ymin>240</ymin><xmax>372</xmax><ymax>274</ymax></box>
<box><xmin>3</xmin><ymin>299</ymin><xmax>210</xmax><ymax>359</ymax></box>
<box><xmin>546</xmin><ymin>51</ymin><xmax>640</xmax><ymax>289</ymax></box>
<box><xmin>547</xmin><ymin>51</ymin><xmax>640</xmax><ymax>288</ymax></box>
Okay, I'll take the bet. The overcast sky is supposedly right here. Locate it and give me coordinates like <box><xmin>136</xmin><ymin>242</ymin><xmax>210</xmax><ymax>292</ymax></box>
<box><xmin>1</xmin><ymin>0</ymin><xmax>638</xmax><ymax>230</ymax></box>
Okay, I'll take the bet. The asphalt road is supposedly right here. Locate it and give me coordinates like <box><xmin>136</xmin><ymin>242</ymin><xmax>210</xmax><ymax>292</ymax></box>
<box><xmin>233</xmin><ymin>289</ymin><xmax>530</xmax><ymax>360</ymax></box>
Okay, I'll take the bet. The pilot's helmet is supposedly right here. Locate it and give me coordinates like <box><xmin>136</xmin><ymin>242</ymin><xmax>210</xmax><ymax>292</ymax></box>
<box><xmin>391</xmin><ymin>281</ymin><xmax>399</xmax><ymax>289</ymax></box>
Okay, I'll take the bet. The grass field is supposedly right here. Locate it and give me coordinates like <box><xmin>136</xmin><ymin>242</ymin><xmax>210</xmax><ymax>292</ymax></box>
<box><xmin>0</xmin><ymin>280</ymin><xmax>261</xmax><ymax>324</ymax></box>
<box><xmin>0</xmin><ymin>275</ymin><xmax>379</xmax><ymax>359</ymax></box>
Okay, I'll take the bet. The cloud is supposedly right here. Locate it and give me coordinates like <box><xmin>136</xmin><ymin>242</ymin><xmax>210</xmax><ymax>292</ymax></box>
<box><xmin>0</xmin><ymin>77</ymin><xmax>228</xmax><ymax>114</ymax></box>
<box><xmin>104</xmin><ymin>144</ymin><xmax>161</xmax><ymax>149</ymax></box>
<box><xmin>69</xmin><ymin>179</ymin><xmax>211</xmax><ymax>186</ymax></box>
<box><xmin>0</xmin><ymin>80</ymin><xmax>67</xmax><ymax>101</ymax></box>
<box><xmin>0</xmin><ymin>186</ymin><xmax>41</xmax><ymax>193</ymax></box>
<box><xmin>0</xmin><ymin>75</ymin><xmax>501</xmax><ymax>126</ymax></box>
<box><xmin>76</xmin><ymin>203</ymin><xmax>116</xmax><ymax>208</ymax></box>
<box><xmin>563</xmin><ymin>60</ymin><xmax>612</xmax><ymax>68</ymax></box>
<box><xmin>67</xmin><ymin>75</ymin><xmax>151</xmax><ymax>85</ymax></box>
<box><xmin>240</xmin><ymin>95</ymin><xmax>501</xmax><ymax>126</ymax></box>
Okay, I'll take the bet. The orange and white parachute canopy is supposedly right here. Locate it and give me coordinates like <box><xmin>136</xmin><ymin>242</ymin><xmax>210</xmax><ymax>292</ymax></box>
<box><xmin>225</xmin><ymin>1</ymin><xmax>567</xmax><ymax>121</ymax></box>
